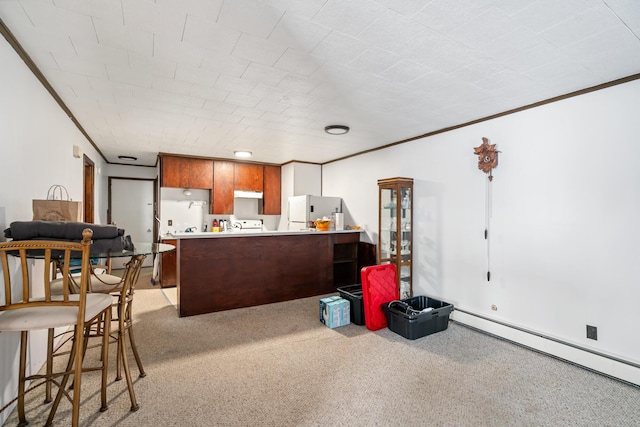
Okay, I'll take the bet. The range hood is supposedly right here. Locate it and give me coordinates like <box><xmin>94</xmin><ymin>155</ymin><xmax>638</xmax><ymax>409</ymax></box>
<box><xmin>234</xmin><ymin>190</ymin><xmax>263</xmax><ymax>199</ymax></box>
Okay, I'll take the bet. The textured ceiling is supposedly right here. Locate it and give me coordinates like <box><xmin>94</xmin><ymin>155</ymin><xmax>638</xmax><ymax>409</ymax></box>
<box><xmin>1</xmin><ymin>0</ymin><xmax>639</xmax><ymax>166</ymax></box>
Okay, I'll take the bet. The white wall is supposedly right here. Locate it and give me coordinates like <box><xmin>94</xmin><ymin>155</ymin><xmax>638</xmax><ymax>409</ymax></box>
<box><xmin>159</xmin><ymin>188</ymin><xmax>210</xmax><ymax>234</ymax></box>
<box><xmin>323</xmin><ymin>79</ymin><xmax>640</xmax><ymax>385</ymax></box>
<box><xmin>0</xmin><ymin>41</ymin><xmax>109</xmax><ymax>229</ymax></box>
<box><xmin>0</xmin><ymin>36</ymin><xmax>112</xmax><ymax>423</ymax></box>
<box><xmin>106</xmin><ymin>163</ymin><xmax>158</xmax><ymax>180</ymax></box>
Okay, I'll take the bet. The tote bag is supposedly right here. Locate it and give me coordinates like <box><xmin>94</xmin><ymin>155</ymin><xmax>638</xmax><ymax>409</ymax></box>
<box><xmin>32</xmin><ymin>185</ymin><xmax>82</xmax><ymax>222</ymax></box>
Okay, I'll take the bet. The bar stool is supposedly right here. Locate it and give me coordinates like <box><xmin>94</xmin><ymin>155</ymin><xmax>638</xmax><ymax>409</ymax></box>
<box><xmin>0</xmin><ymin>229</ymin><xmax>113</xmax><ymax>427</ymax></box>
<box><xmin>100</xmin><ymin>254</ymin><xmax>147</xmax><ymax>412</ymax></box>
<box><xmin>50</xmin><ymin>254</ymin><xmax>148</xmax><ymax>411</ymax></box>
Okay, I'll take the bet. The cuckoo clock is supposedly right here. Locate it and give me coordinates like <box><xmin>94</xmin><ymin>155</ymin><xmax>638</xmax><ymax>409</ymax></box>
<box><xmin>473</xmin><ymin>137</ymin><xmax>499</xmax><ymax>181</ymax></box>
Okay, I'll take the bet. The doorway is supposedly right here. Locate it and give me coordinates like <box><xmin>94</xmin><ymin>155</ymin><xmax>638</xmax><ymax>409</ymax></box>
<box><xmin>109</xmin><ymin>177</ymin><xmax>157</xmax><ymax>269</ymax></box>
<box><xmin>83</xmin><ymin>155</ymin><xmax>95</xmax><ymax>223</ymax></box>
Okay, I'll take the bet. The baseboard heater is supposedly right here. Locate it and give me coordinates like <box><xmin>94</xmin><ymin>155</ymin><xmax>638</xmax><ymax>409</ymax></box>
<box><xmin>452</xmin><ymin>307</ymin><xmax>640</xmax><ymax>387</ymax></box>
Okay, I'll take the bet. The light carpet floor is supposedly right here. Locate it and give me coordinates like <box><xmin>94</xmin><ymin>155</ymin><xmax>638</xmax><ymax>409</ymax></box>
<box><xmin>4</xmin><ymin>271</ymin><xmax>640</xmax><ymax>426</ymax></box>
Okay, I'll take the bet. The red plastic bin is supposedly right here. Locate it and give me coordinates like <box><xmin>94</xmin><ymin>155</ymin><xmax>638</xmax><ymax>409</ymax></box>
<box><xmin>361</xmin><ymin>264</ymin><xmax>399</xmax><ymax>331</ymax></box>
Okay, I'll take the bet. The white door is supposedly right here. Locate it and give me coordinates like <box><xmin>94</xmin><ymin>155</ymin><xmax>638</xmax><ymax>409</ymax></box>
<box><xmin>110</xmin><ymin>179</ymin><xmax>155</xmax><ymax>269</ymax></box>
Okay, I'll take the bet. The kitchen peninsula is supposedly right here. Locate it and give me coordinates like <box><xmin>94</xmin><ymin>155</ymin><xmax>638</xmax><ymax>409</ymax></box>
<box><xmin>172</xmin><ymin>229</ymin><xmax>364</xmax><ymax>317</ymax></box>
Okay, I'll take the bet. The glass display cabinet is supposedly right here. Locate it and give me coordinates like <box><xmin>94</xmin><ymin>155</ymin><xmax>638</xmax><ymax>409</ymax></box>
<box><xmin>378</xmin><ymin>177</ymin><xmax>413</xmax><ymax>299</ymax></box>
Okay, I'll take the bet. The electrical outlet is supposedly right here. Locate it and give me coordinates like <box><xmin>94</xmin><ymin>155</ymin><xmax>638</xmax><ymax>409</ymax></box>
<box><xmin>586</xmin><ymin>325</ymin><xmax>598</xmax><ymax>340</ymax></box>
<box><xmin>168</xmin><ymin>219</ymin><xmax>173</xmax><ymax>226</ymax></box>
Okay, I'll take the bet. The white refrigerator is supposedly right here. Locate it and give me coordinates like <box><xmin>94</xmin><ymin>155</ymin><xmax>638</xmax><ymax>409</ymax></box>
<box><xmin>287</xmin><ymin>195</ymin><xmax>342</xmax><ymax>230</ymax></box>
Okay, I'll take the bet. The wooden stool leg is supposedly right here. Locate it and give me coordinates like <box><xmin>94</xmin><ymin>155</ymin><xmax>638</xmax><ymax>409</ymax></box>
<box><xmin>125</xmin><ymin>301</ymin><xmax>146</xmax><ymax>377</ymax></box>
<box><xmin>115</xmin><ymin>314</ymin><xmax>123</xmax><ymax>381</ymax></box>
<box><xmin>115</xmin><ymin>347</ymin><xmax>122</xmax><ymax>380</ymax></box>
<box><xmin>70</xmin><ymin>319</ymin><xmax>85</xmax><ymax>427</ymax></box>
<box><xmin>45</xmin><ymin>328</ymin><xmax>54</xmax><ymax>403</ymax></box>
<box><xmin>127</xmin><ymin>324</ymin><xmax>145</xmax><ymax>377</ymax></box>
<box><xmin>17</xmin><ymin>331</ymin><xmax>28</xmax><ymax>427</ymax></box>
<box><xmin>119</xmin><ymin>311</ymin><xmax>139</xmax><ymax>411</ymax></box>
<box><xmin>46</xmin><ymin>327</ymin><xmax>79</xmax><ymax>426</ymax></box>
<box><xmin>99</xmin><ymin>306</ymin><xmax>112</xmax><ymax>412</ymax></box>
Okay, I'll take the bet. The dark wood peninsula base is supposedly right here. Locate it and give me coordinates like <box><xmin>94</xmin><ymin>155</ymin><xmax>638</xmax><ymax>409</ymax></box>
<box><xmin>176</xmin><ymin>231</ymin><xmax>362</xmax><ymax>317</ymax></box>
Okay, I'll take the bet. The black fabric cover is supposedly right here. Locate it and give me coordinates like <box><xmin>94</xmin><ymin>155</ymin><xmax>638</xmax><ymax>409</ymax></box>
<box><xmin>5</xmin><ymin>221</ymin><xmax>121</xmax><ymax>240</ymax></box>
<box><xmin>3</xmin><ymin>221</ymin><xmax>134</xmax><ymax>254</ymax></box>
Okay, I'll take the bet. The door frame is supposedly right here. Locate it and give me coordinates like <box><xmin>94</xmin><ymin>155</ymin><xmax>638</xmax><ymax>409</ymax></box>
<box><xmin>83</xmin><ymin>155</ymin><xmax>95</xmax><ymax>223</ymax></box>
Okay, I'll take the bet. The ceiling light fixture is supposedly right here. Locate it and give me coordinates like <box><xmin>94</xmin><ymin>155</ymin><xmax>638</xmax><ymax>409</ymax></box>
<box><xmin>234</xmin><ymin>150</ymin><xmax>252</xmax><ymax>158</ymax></box>
<box><xmin>325</xmin><ymin>125</ymin><xmax>349</xmax><ymax>135</ymax></box>
<box><xmin>118</xmin><ymin>155</ymin><xmax>137</xmax><ymax>161</ymax></box>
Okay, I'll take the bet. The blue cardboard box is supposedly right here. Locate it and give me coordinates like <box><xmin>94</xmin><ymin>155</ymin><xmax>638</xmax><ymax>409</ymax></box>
<box><xmin>320</xmin><ymin>296</ymin><xmax>350</xmax><ymax>328</ymax></box>
<box><xmin>320</xmin><ymin>296</ymin><xmax>340</xmax><ymax>324</ymax></box>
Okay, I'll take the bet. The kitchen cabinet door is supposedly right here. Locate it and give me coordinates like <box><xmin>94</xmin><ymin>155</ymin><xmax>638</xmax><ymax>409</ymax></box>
<box><xmin>261</xmin><ymin>165</ymin><xmax>281</xmax><ymax>215</ymax></box>
<box><xmin>161</xmin><ymin>156</ymin><xmax>213</xmax><ymax>189</ymax></box>
<box><xmin>234</xmin><ymin>163</ymin><xmax>263</xmax><ymax>192</ymax></box>
<box><xmin>213</xmin><ymin>161</ymin><xmax>234</xmax><ymax>214</ymax></box>
<box><xmin>183</xmin><ymin>158</ymin><xmax>213</xmax><ymax>189</ymax></box>
<box><xmin>161</xmin><ymin>156</ymin><xmax>185</xmax><ymax>187</ymax></box>
<box><xmin>160</xmin><ymin>238</ymin><xmax>177</xmax><ymax>288</ymax></box>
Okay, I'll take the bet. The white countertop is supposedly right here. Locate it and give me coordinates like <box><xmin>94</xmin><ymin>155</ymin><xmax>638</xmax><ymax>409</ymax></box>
<box><xmin>163</xmin><ymin>229</ymin><xmax>363</xmax><ymax>239</ymax></box>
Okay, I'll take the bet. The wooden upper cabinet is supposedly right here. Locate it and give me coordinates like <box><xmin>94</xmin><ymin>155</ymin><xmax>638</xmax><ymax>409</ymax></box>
<box><xmin>261</xmin><ymin>165</ymin><xmax>281</xmax><ymax>215</ymax></box>
<box><xmin>185</xmin><ymin>158</ymin><xmax>213</xmax><ymax>189</ymax></box>
<box><xmin>234</xmin><ymin>163</ymin><xmax>264</xmax><ymax>192</ymax></box>
<box><xmin>161</xmin><ymin>156</ymin><xmax>184</xmax><ymax>187</ymax></box>
<box><xmin>162</xmin><ymin>155</ymin><xmax>280</xmax><ymax>216</ymax></box>
<box><xmin>161</xmin><ymin>155</ymin><xmax>213</xmax><ymax>189</ymax></box>
<box><xmin>213</xmin><ymin>161</ymin><xmax>235</xmax><ymax>214</ymax></box>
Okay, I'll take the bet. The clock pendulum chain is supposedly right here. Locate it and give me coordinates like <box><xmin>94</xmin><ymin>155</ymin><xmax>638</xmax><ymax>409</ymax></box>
<box><xmin>485</xmin><ymin>173</ymin><xmax>492</xmax><ymax>281</ymax></box>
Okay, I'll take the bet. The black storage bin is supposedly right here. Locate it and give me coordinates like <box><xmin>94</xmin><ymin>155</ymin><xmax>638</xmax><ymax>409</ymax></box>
<box><xmin>337</xmin><ymin>285</ymin><xmax>364</xmax><ymax>325</ymax></box>
<box><xmin>382</xmin><ymin>296</ymin><xmax>453</xmax><ymax>340</ymax></box>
